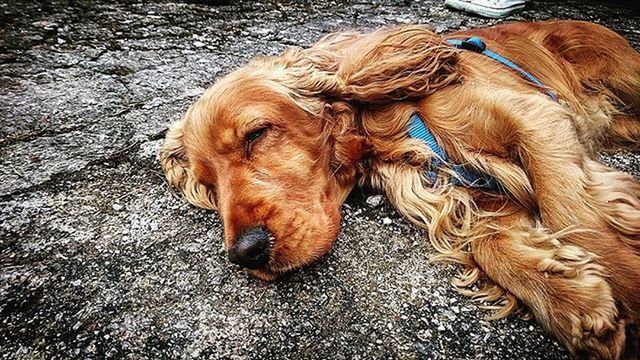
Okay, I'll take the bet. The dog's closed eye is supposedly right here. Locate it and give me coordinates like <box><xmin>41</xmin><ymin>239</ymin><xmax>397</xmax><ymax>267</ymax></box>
<box><xmin>245</xmin><ymin>126</ymin><xmax>268</xmax><ymax>156</ymax></box>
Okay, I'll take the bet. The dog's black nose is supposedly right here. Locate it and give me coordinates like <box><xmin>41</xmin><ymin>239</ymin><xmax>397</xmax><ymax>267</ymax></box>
<box><xmin>228</xmin><ymin>228</ymin><xmax>271</xmax><ymax>269</ymax></box>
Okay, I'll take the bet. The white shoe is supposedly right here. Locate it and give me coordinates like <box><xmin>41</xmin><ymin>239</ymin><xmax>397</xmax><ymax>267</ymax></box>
<box><xmin>445</xmin><ymin>0</ymin><xmax>527</xmax><ymax>18</ymax></box>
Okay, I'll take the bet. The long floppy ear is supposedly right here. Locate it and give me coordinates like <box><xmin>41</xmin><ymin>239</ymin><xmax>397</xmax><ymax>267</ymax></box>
<box><xmin>279</xmin><ymin>26</ymin><xmax>462</xmax><ymax>103</ymax></box>
<box><xmin>160</xmin><ymin>113</ymin><xmax>217</xmax><ymax>210</ymax></box>
<box><xmin>336</xmin><ymin>25</ymin><xmax>462</xmax><ymax>103</ymax></box>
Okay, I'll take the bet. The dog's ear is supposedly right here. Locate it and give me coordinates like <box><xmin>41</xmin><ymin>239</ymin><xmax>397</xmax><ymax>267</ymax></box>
<box><xmin>335</xmin><ymin>26</ymin><xmax>462</xmax><ymax>103</ymax></box>
<box><xmin>160</xmin><ymin>111</ymin><xmax>217</xmax><ymax>210</ymax></box>
<box><xmin>281</xmin><ymin>26</ymin><xmax>461</xmax><ymax>103</ymax></box>
<box><xmin>322</xmin><ymin>102</ymin><xmax>370</xmax><ymax>184</ymax></box>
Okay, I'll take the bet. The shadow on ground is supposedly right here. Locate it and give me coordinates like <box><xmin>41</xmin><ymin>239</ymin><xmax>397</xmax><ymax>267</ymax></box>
<box><xmin>1</xmin><ymin>0</ymin><xmax>639</xmax><ymax>358</ymax></box>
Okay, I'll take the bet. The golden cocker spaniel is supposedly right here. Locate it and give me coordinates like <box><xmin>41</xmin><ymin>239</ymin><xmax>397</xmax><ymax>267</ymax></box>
<box><xmin>161</xmin><ymin>20</ymin><xmax>640</xmax><ymax>358</ymax></box>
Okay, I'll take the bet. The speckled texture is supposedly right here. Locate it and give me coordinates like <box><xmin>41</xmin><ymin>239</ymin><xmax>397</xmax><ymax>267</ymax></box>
<box><xmin>1</xmin><ymin>1</ymin><xmax>639</xmax><ymax>359</ymax></box>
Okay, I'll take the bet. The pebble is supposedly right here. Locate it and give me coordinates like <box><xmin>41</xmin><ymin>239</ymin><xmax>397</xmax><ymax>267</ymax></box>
<box><xmin>382</xmin><ymin>217</ymin><xmax>392</xmax><ymax>225</ymax></box>
<box><xmin>366</xmin><ymin>195</ymin><xmax>383</xmax><ymax>207</ymax></box>
<box><xmin>112</xmin><ymin>203</ymin><xmax>123</xmax><ymax>211</ymax></box>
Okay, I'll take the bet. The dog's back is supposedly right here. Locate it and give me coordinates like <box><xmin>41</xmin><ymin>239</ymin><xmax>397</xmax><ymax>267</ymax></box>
<box><xmin>454</xmin><ymin>20</ymin><xmax>640</xmax><ymax>147</ymax></box>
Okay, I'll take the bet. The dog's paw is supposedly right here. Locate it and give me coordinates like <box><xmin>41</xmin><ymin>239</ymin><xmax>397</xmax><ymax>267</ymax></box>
<box><xmin>535</xmin><ymin>242</ymin><xmax>624</xmax><ymax>359</ymax></box>
<box><xmin>574</xmin><ymin>318</ymin><xmax>626</xmax><ymax>360</ymax></box>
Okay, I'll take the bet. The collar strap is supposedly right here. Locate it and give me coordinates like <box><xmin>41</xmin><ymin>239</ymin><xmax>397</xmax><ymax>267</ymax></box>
<box><xmin>406</xmin><ymin>37</ymin><xmax>558</xmax><ymax>192</ymax></box>
<box><xmin>408</xmin><ymin>114</ymin><xmax>502</xmax><ymax>192</ymax></box>
<box><xmin>447</xmin><ymin>37</ymin><xmax>559</xmax><ymax>101</ymax></box>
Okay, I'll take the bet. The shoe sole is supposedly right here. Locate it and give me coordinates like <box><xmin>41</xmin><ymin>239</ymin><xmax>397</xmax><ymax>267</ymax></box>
<box><xmin>444</xmin><ymin>0</ymin><xmax>525</xmax><ymax>18</ymax></box>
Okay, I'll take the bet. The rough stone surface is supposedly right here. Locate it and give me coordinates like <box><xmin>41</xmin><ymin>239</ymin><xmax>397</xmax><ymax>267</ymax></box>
<box><xmin>1</xmin><ymin>1</ymin><xmax>639</xmax><ymax>359</ymax></box>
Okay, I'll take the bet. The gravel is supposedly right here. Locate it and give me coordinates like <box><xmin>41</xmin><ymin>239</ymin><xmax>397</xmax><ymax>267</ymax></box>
<box><xmin>1</xmin><ymin>0</ymin><xmax>638</xmax><ymax>358</ymax></box>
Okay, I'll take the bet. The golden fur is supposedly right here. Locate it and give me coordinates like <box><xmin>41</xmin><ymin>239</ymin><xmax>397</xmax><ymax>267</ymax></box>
<box><xmin>161</xmin><ymin>20</ymin><xmax>640</xmax><ymax>358</ymax></box>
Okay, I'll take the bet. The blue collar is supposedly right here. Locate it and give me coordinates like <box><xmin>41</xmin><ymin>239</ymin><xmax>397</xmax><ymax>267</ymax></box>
<box><xmin>407</xmin><ymin>37</ymin><xmax>558</xmax><ymax>192</ymax></box>
<box><xmin>408</xmin><ymin>114</ymin><xmax>502</xmax><ymax>192</ymax></box>
<box><xmin>447</xmin><ymin>37</ymin><xmax>558</xmax><ymax>101</ymax></box>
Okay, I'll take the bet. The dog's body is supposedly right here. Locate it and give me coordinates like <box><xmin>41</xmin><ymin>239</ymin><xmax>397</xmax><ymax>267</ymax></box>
<box><xmin>161</xmin><ymin>20</ymin><xmax>640</xmax><ymax>358</ymax></box>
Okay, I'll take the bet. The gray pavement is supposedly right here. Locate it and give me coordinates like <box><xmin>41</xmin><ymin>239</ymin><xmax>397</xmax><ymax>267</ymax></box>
<box><xmin>1</xmin><ymin>0</ymin><xmax>639</xmax><ymax>358</ymax></box>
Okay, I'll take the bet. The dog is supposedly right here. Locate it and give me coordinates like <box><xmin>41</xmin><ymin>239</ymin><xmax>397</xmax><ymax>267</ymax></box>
<box><xmin>160</xmin><ymin>20</ymin><xmax>640</xmax><ymax>358</ymax></box>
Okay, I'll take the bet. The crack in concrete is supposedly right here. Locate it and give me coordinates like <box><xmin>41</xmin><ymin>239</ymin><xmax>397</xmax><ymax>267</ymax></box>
<box><xmin>0</xmin><ymin>123</ymin><xmax>90</xmax><ymax>148</ymax></box>
<box><xmin>0</xmin><ymin>129</ymin><xmax>168</xmax><ymax>201</ymax></box>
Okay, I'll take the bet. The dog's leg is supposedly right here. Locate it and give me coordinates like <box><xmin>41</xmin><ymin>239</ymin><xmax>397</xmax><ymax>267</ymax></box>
<box><xmin>504</xmin><ymin>99</ymin><xmax>640</xmax><ymax>322</ymax></box>
<box><xmin>471</xmin><ymin>205</ymin><xmax>627</xmax><ymax>359</ymax></box>
<box><xmin>584</xmin><ymin>159</ymin><xmax>640</xmax><ymax>358</ymax></box>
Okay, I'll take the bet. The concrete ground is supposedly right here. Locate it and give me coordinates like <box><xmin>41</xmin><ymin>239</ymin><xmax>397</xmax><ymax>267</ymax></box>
<box><xmin>1</xmin><ymin>0</ymin><xmax>639</xmax><ymax>358</ymax></box>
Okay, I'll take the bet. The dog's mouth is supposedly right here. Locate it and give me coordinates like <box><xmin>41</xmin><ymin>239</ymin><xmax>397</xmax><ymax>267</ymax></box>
<box><xmin>231</xmin><ymin>207</ymin><xmax>342</xmax><ymax>280</ymax></box>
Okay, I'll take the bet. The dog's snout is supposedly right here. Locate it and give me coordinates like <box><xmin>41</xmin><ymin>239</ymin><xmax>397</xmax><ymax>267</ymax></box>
<box><xmin>228</xmin><ymin>227</ymin><xmax>271</xmax><ymax>269</ymax></box>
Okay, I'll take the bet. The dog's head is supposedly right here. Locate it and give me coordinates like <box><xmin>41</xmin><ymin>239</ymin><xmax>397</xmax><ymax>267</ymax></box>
<box><xmin>160</xmin><ymin>26</ymin><xmax>461</xmax><ymax>279</ymax></box>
